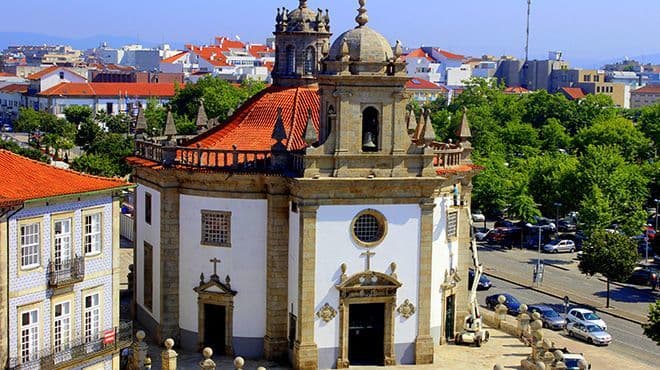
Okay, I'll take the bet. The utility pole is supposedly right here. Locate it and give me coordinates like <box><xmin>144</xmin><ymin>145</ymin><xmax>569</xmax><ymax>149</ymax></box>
<box><xmin>525</xmin><ymin>0</ymin><xmax>532</xmax><ymax>62</ymax></box>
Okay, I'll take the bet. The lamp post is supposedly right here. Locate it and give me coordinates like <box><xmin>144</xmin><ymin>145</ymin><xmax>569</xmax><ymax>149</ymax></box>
<box><xmin>553</xmin><ymin>202</ymin><xmax>562</xmax><ymax>231</ymax></box>
<box><xmin>653</xmin><ymin>198</ymin><xmax>659</xmax><ymax>263</ymax></box>
<box><xmin>526</xmin><ymin>223</ymin><xmax>550</xmax><ymax>287</ymax></box>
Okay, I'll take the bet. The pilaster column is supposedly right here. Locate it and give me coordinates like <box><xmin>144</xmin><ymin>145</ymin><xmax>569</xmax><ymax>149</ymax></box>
<box><xmin>454</xmin><ymin>182</ymin><xmax>472</xmax><ymax>334</ymax></box>
<box><xmin>264</xmin><ymin>192</ymin><xmax>290</xmax><ymax>360</ymax></box>
<box><xmin>415</xmin><ymin>199</ymin><xmax>435</xmax><ymax>364</ymax></box>
<box><xmin>293</xmin><ymin>203</ymin><xmax>319</xmax><ymax>370</ymax></box>
<box><xmin>159</xmin><ymin>186</ymin><xmax>180</xmax><ymax>343</ymax></box>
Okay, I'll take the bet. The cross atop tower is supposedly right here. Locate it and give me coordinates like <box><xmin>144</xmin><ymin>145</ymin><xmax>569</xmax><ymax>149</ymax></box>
<box><xmin>210</xmin><ymin>257</ymin><xmax>222</xmax><ymax>278</ymax></box>
<box><xmin>361</xmin><ymin>250</ymin><xmax>376</xmax><ymax>271</ymax></box>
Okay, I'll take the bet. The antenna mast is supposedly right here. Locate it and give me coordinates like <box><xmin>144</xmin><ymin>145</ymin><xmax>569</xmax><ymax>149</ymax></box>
<box><xmin>525</xmin><ymin>0</ymin><xmax>531</xmax><ymax>62</ymax></box>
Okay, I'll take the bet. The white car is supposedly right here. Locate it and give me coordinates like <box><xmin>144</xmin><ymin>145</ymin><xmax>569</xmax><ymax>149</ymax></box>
<box><xmin>566</xmin><ymin>322</ymin><xmax>612</xmax><ymax>346</ymax></box>
<box><xmin>566</xmin><ymin>308</ymin><xmax>607</xmax><ymax>331</ymax></box>
<box><xmin>472</xmin><ymin>210</ymin><xmax>486</xmax><ymax>222</ymax></box>
<box><xmin>543</xmin><ymin>239</ymin><xmax>576</xmax><ymax>253</ymax></box>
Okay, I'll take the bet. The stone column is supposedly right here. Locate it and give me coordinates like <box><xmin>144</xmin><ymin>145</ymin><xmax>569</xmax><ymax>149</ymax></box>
<box><xmin>130</xmin><ymin>331</ymin><xmax>148</xmax><ymax>370</ymax></box>
<box><xmin>454</xmin><ymin>185</ymin><xmax>472</xmax><ymax>335</ymax></box>
<box><xmin>162</xmin><ymin>338</ymin><xmax>178</xmax><ymax>370</ymax></box>
<box><xmin>159</xmin><ymin>185</ymin><xmax>181</xmax><ymax>343</ymax></box>
<box><xmin>293</xmin><ymin>203</ymin><xmax>319</xmax><ymax>370</ymax></box>
<box><xmin>264</xmin><ymin>191</ymin><xmax>290</xmax><ymax>360</ymax></box>
<box><xmin>0</xmin><ymin>216</ymin><xmax>7</xmax><ymax>368</ymax></box>
<box><xmin>415</xmin><ymin>200</ymin><xmax>435</xmax><ymax>364</ymax></box>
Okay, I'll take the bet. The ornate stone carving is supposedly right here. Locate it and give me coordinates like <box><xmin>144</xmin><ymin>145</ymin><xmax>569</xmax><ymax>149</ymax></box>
<box><xmin>316</xmin><ymin>303</ymin><xmax>337</xmax><ymax>322</ymax></box>
<box><xmin>441</xmin><ymin>268</ymin><xmax>461</xmax><ymax>291</ymax></box>
<box><xmin>389</xmin><ymin>262</ymin><xmax>398</xmax><ymax>280</ymax></box>
<box><xmin>397</xmin><ymin>299</ymin><xmax>416</xmax><ymax>319</ymax></box>
<box><xmin>340</xmin><ymin>263</ymin><xmax>348</xmax><ymax>283</ymax></box>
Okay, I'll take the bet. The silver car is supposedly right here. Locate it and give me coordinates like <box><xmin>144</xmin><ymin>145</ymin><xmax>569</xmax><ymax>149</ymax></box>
<box><xmin>543</xmin><ymin>239</ymin><xmax>576</xmax><ymax>253</ymax></box>
<box><xmin>567</xmin><ymin>322</ymin><xmax>612</xmax><ymax>345</ymax></box>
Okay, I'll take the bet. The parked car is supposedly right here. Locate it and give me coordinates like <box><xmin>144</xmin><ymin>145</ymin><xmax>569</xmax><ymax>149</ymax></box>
<box><xmin>566</xmin><ymin>308</ymin><xmax>607</xmax><ymax>331</ymax></box>
<box><xmin>626</xmin><ymin>266</ymin><xmax>658</xmax><ymax>286</ymax></box>
<box><xmin>472</xmin><ymin>209</ymin><xmax>485</xmax><ymax>222</ymax></box>
<box><xmin>562</xmin><ymin>353</ymin><xmax>592</xmax><ymax>370</ymax></box>
<box><xmin>468</xmin><ymin>269</ymin><xmax>492</xmax><ymax>290</ymax></box>
<box><xmin>533</xmin><ymin>216</ymin><xmax>557</xmax><ymax>232</ymax></box>
<box><xmin>558</xmin><ymin>219</ymin><xmax>577</xmax><ymax>232</ymax></box>
<box><xmin>0</xmin><ymin>124</ymin><xmax>12</xmax><ymax>132</ymax></box>
<box><xmin>566</xmin><ymin>322</ymin><xmax>612</xmax><ymax>346</ymax></box>
<box><xmin>489</xmin><ymin>227</ymin><xmax>524</xmax><ymax>249</ymax></box>
<box><xmin>543</xmin><ymin>239</ymin><xmax>576</xmax><ymax>253</ymax></box>
<box><xmin>494</xmin><ymin>219</ymin><xmax>514</xmax><ymax>228</ymax></box>
<box><xmin>485</xmin><ymin>293</ymin><xmax>522</xmax><ymax>315</ymax></box>
<box><xmin>528</xmin><ymin>305</ymin><xmax>566</xmax><ymax>330</ymax></box>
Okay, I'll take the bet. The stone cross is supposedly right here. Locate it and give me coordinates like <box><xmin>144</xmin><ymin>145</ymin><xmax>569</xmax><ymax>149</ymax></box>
<box><xmin>361</xmin><ymin>250</ymin><xmax>375</xmax><ymax>271</ymax></box>
<box><xmin>210</xmin><ymin>258</ymin><xmax>221</xmax><ymax>277</ymax></box>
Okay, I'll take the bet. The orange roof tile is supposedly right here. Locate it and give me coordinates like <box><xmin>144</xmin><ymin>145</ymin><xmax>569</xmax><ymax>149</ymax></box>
<box><xmin>162</xmin><ymin>51</ymin><xmax>189</xmax><ymax>64</ymax></box>
<box><xmin>247</xmin><ymin>44</ymin><xmax>274</xmax><ymax>58</ymax></box>
<box><xmin>561</xmin><ymin>87</ymin><xmax>586</xmax><ymax>100</ymax></box>
<box><xmin>39</xmin><ymin>82</ymin><xmax>178</xmax><ymax>97</ymax></box>
<box><xmin>633</xmin><ymin>85</ymin><xmax>660</xmax><ymax>94</ymax></box>
<box><xmin>406</xmin><ymin>78</ymin><xmax>445</xmax><ymax>91</ymax></box>
<box><xmin>436</xmin><ymin>164</ymin><xmax>484</xmax><ymax>176</ymax></box>
<box><xmin>436</xmin><ymin>49</ymin><xmax>464</xmax><ymax>60</ymax></box>
<box><xmin>0</xmin><ymin>149</ymin><xmax>130</xmax><ymax>204</ymax></box>
<box><xmin>503</xmin><ymin>86</ymin><xmax>530</xmax><ymax>94</ymax></box>
<box><xmin>404</xmin><ymin>48</ymin><xmax>434</xmax><ymax>62</ymax></box>
<box><xmin>0</xmin><ymin>84</ymin><xmax>28</xmax><ymax>93</ymax></box>
<box><xmin>27</xmin><ymin>66</ymin><xmax>85</xmax><ymax>81</ymax></box>
<box><xmin>188</xmin><ymin>45</ymin><xmax>230</xmax><ymax>67</ymax></box>
<box><xmin>188</xmin><ymin>86</ymin><xmax>320</xmax><ymax>152</ymax></box>
<box><xmin>0</xmin><ymin>72</ymin><xmax>15</xmax><ymax>77</ymax></box>
<box><xmin>214</xmin><ymin>36</ymin><xmax>246</xmax><ymax>50</ymax></box>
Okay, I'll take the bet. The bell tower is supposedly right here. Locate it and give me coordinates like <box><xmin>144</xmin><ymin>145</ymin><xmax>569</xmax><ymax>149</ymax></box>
<box><xmin>272</xmin><ymin>0</ymin><xmax>332</xmax><ymax>87</ymax></box>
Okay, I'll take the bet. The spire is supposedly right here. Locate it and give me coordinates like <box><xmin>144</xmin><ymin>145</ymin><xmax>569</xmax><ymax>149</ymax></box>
<box><xmin>456</xmin><ymin>107</ymin><xmax>472</xmax><ymax>142</ymax></box>
<box><xmin>196</xmin><ymin>99</ymin><xmax>209</xmax><ymax>132</ymax></box>
<box><xmin>355</xmin><ymin>0</ymin><xmax>368</xmax><ymax>28</ymax></box>
<box><xmin>299</xmin><ymin>0</ymin><xmax>307</xmax><ymax>8</ymax></box>
<box><xmin>394</xmin><ymin>40</ymin><xmax>403</xmax><ymax>59</ymax></box>
<box><xmin>414</xmin><ymin>108</ymin><xmax>426</xmax><ymax>142</ymax></box>
<box><xmin>423</xmin><ymin>110</ymin><xmax>436</xmax><ymax>144</ymax></box>
<box><xmin>163</xmin><ymin>110</ymin><xmax>178</xmax><ymax>137</ymax></box>
<box><xmin>135</xmin><ymin>107</ymin><xmax>147</xmax><ymax>134</ymax></box>
<box><xmin>272</xmin><ymin>107</ymin><xmax>287</xmax><ymax>142</ymax></box>
<box><xmin>303</xmin><ymin>108</ymin><xmax>317</xmax><ymax>145</ymax></box>
<box><xmin>406</xmin><ymin>109</ymin><xmax>416</xmax><ymax>132</ymax></box>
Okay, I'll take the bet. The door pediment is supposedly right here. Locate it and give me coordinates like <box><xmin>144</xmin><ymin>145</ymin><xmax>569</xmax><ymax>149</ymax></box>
<box><xmin>194</xmin><ymin>274</ymin><xmax>237</xmax><ymax>296</ymax></box>
<box><xmin>336</xmin><ymin>271</ymin><xmax>401</xmax><ymax>299</ymax></box>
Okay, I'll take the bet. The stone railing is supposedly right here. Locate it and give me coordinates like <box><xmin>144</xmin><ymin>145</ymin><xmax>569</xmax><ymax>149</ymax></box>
<box><xmin>429</xmin><ymin>141</ymin><xmax>467</xmax><ymax>168</ymax></box>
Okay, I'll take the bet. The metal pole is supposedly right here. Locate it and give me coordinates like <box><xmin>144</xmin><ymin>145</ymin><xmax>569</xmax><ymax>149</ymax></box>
<box><xmin>537</xmin><ymin>227</ymin><xmax>541</xmax><ymax>287</ymax></box>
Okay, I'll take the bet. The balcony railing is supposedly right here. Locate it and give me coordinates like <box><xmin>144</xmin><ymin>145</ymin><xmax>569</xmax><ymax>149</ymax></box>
<box><xmin>46</xmin><ymin>256</ymin><xmax>84</xmax><ymax>288</ymax></box>
<box><xmin>8</xmin><ymin>321</ymin><xmax>132</xmax><ymax>370</ymax></box>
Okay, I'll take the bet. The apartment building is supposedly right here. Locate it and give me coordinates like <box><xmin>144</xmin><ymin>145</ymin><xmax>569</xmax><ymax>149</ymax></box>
<box><xmin>631</xmin><ymin>85</ymin><xmax>660</xmax><ymax>108</ymax></box>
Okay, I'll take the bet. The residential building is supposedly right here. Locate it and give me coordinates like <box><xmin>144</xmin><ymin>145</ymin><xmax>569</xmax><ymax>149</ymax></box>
<box><xmin>404</xmin><ymin>47</ymin><xmax>465</xmax><ymax>85</ymax></box>
<box><xmin>0</xmin><ymin>149</ymin><xmax>132</xmax><ymax>370</ymax></box>
<box><xmin>0</xmin><ymin>84</ymin><xmax>28</xmax><ymax>125</ymax></box>
<box><xmin>631</xmin><ymin>85</ymin><xmax>660</xmax><ymax>108</ymax></box>
<box><xmin>551</xmin><ymin>69</ymin><xmax>629</xmax><ymax>108</ymax></box>
<box><xmin>560</xmin><ymin>87</ymin><xmax>586</xmax><ymax>101</ymax></box>
<box><xmin>606</xmin><ymin>71</ymin><xmax>645</xmax><ymax>89</ymax></box>
<box><xmin>25</xmin><ymin>66</ymin><xmax>88</xmax><ymax>111</ymax></box>
<box><xmin>471</xmin><ymin>60</ymin><xmax>498</xmax><ymax>79</ymax></box>
<box><xmin>405</xmin><ymin>78</ymin><xmax>448</xmax><ymax>103</ymax></box>
<box><xmin>446</xmin><ymin>65</ymin><xmax>472</xmax><ymax>87</ymax></box>
<box><xmin>128</xmin><ymin>1</ymin><xmax>477</xmax><ymax>369</ymax></box>
<box><xmin>494</xmin><ymin>57</ymin><xmax>523</xmax><ymax>88</ymax></box>
<box><xmin>6</xmin><ymin>45</ymin><xmax>83</xmax><ymax>66</ymax></box>
<box><xmin>521</xmin><ymin>51</ymin><xmax>569</xmax><ymax>91</ymax></box>
<box><xmin>37</xmin><ymin>82</ymin><xmax>177</xmax><ymax>117</ymax></box>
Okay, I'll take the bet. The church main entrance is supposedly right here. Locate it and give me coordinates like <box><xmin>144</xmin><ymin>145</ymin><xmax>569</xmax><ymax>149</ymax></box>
<box><xmin>203</xmin><ymin>304</ymin><xmax>227</xmax><ymax>354</ymax></box>
<box><xmin>445</xmin><ymin>295</ymin><xmax>455</xmax><ymax>341</ymax></box>
<box><xmin>348</xmin><ymin>303</ymin><xmax>385</xmax><ymax>365</ymax></box>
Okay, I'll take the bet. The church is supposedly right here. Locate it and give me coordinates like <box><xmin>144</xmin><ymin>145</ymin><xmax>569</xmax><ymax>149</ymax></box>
<box><xmin>128</xmin><ymin>1</ymin><xmax>480</xmax><ymax>369</ymax></box>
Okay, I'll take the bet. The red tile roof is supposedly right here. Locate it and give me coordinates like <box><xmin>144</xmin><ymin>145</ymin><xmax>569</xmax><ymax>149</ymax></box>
<box><xmin>633</xmin><ymin>85</ymin><xmax>660</xmax><ymax>94</ymax></box>
<box><xmin>162</xmin><ymin>51</ymin><xmax>189</xmax><ymax>64</ymax></box>
<box><xmin>0</xmin><ymin>149</ymin><xmax>130</xmax><ymax>205</ymax></box>
<box><xmin>247</xmin><ymin>44</ymin><xmax>274</xmax><ymax>58</ymax></box>
<box><xmin>0</xmin><ymin>72</ymin><xmax>15</xmax><ymax>77</ymax></box>
<box><xmin>436</xmin><ymin>164</ymin><xmax>484</xmax><ymax>176</ymax></box>
<box><xmin>561</xmin><ymin>87</ymin><xmax>586</xmax><ymax>100</ymax></box>
<box><xmin>404</xmin><ymin>48</ymin><xmax>434</xmax><ymax>62</ymax></box>
<box><xmin>214</xmin><ymin>36</ymin><xmax>246</xmax><ymax>50</ymax></box>
<box><xmin>27</xmin><ymin>66</ymin><xmax>85</xmax><ymax>81</ymax></box>
<box><xmin>503</xmin><ymin>86</ymin><xmax>530</xmax><ymax>94</ymax></box>
<box><xmin>405</xmin><ymin>78</ymin><xmax>445</xmax><ymax>91</ymax></box>
<box><xmin>188</xmin><ymin>86</ymin><xmax>320</xmax><ymax>152</ymax></box>
<box><xmin>0</xmin><ymin>84</ymin><xmax>28</xmax><ymax>93</ymax></box>
<box><xmin>436</xmin><ymin>49</ymin><xmax>464</xmax><ymax>60</ymax></box>
<box><xmin>39</xmin><ymin>82</ymin><xmax>178</xmax><ymax>97</ymax></box>
<box><xmin>187</xmin><ymin>45</ymin><xmax>230</xmax><ymax>67</ymax></box>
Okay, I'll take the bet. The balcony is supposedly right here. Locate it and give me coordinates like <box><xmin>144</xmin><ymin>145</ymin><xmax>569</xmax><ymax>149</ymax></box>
<box><xmin>46</xmin><ymin>256</ymin><xmax>84</xmax><ymax>288</ymax></box>
<box><xmin>8</xmin><ymin>321</ymin><xmax>133</xmax><ymax>370</ymax></box>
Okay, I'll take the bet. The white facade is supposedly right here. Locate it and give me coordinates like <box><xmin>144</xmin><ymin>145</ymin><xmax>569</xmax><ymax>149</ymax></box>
<box><xmin>446</xmin><ymin>65</ymin><xmax>473</xmax><ymax>87</ymax></box>
<box><xmin>135</xmin><ymin>184</ymin><xmax>162</xmax><ymax>324</ymax></box>
<box><xmin>6</xmin><ymin>197</ymin><xmax>118</xmax><ymax>369</ymax></box>
<box><xmin>406</xmin><ymin>57</ymin><xmax>443</xmax><ymax>85</ymax></box>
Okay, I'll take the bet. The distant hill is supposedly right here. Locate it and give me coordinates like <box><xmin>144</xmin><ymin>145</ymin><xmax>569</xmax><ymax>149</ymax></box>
<box><xmin>0</xmin><ymin>32</ymin><xmax>162</xmax><ymax>50</ymax></box>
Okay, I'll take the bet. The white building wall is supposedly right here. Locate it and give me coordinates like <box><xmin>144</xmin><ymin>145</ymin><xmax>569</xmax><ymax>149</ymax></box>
<box><xmin>135</xmin><ymin>184</ymin><xmax>161</xmax><ymax>323</ymax></box>
<box><xmin>430</xmin><ymin>195</ymin><xmax>456</xmax><ymax>343</ymax></box>
<box><xmin>314</xmin><ymin>204</ymin><xmax>420</xmax><ymax>362</ymax></box>
<box><xmin>446</xmin><ymin>65</ymin><xmax>473</xmax><ymax>87</ymax></box>
<box><xmin>39</xmin><ymin>69</ymin><xmax>86</xmax><ymax>92</ymax></box>
<box><xmin>288</xmin><ymin>206</ymin><xmax>300</xmax><ymax>318</ymax></box>
<box><xmin>178</xmin><ymin>195</ymin><xmax>267</xmax><ymax>341</ymax></box>
<box><xmin>7</xmin><ymin>198</ymin><xmax>115</xmax><ymax>363</ymax></box>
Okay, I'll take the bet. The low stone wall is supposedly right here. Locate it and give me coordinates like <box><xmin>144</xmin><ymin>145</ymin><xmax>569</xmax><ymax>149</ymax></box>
<box><xmin>481</xmin><ymin>309</ymin><xmax>522</xmax><ymax>338</ymax></box>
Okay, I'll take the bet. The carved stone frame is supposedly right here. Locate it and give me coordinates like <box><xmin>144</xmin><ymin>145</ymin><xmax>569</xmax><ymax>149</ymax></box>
<box><xmin>335</xmin><ymin>272</ymin><xmax>401</xmax><ymax>368</ymax></box>
<box><xmin>194</xmin><ymin>277</ymin><xmax>237</xmax><ymax>356</ymax></box>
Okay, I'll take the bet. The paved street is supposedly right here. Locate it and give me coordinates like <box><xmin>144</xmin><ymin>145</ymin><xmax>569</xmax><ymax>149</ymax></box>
<box><xmin>478</xmin><ymin>276</ymin><xmax>659</xmax><ymax>368</ymax></box>
<box><xmin>478</xmin><ymin>242</ymin><xmax>657</xmax><ymax>321</ymax></box>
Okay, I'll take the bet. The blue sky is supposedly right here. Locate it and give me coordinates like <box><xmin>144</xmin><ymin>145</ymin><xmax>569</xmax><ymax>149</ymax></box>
<box><xmin>3</xmin><ymin>0</ymin><xmax>659</xmax><ymax>64</ymax></box>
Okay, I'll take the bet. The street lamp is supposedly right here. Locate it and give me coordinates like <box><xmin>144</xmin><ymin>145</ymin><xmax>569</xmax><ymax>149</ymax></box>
<box><xmin>526</xmin><ymin>223</ymin><xmax>552</xmax><ymax>287</ymax></box>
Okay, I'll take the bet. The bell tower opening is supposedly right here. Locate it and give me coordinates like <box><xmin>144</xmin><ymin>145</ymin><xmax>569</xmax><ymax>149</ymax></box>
<box><xmin>361</xmin><ymin>107</ymin><xmax>380</xmax><ymax>152</ymax></box>
<box><xmin>286</xmin><ymin>45</ymin><xmax>296</xmax><ymax>75</ymax></box>
<box><xmin>304</xmin><ymin>46</ymin><xmax>316</xmax><ymax>75</ymax></box>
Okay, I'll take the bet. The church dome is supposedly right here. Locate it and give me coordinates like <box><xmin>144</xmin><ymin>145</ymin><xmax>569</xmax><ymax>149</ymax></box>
<box><xmin>277</xmin><ymin>0</ymin><xmax>329</xmax><ymax>33</ymax></box>
<box><xmin>328</xmin><ymin>26</ymin><xmax>393</xmax><ymax>62</ymax></box>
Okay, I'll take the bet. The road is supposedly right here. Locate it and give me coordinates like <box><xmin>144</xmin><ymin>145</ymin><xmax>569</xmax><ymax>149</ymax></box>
<box><xmin>477</xmin><ymin>276</ymin><xmax>659</xmax><ymax>368</ymax></box>
<box><xmin>478</xmin><ymin>243</ymin><xmax>657</xmax><ymax>320</ymax></box>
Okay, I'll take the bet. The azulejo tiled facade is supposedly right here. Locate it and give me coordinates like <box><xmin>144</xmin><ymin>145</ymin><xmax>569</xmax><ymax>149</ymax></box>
<box><xmin>129</xmin><ymin>1</ymin><xmax>480</xmax><ymax>369</ymax></box>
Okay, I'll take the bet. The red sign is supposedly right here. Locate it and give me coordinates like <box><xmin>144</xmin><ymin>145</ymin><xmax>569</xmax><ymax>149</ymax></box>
<box><xmin>103</xmin><ymin>329</ymin><xmax>116</xmax><ymax>345</ymax></box>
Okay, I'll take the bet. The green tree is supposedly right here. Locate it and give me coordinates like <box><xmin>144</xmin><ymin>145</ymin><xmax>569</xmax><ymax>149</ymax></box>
<box><xmin>83</xmin><ymin>133</ymin><xmax>134</xmax><ymax>177</ymax></box>
<box><xmin>579</xmin><ymin>186</ymin><xmax>613</xmax><ymax>235</ymax></box>
<box><xmin>14</xmin><ymin>107</ymin><xmax>42</xmax><ymax>133</ymax></box>
<box><xmin>144</xmin><ymin>99</ymin><xmax>167</xmax><ymax>136</ymax></box>
<box><xmin>642</xmin><ymin>300</ymin><xmax>660</xmax><ymax>345</ymax></box>
<box><xmin>76</xmin><ymin>120</ymin><xmax>102</xmax><ymax>149</ymax></box>
<box><xmin>578</xmin><ymin>231</ymin><xmax>638</xmax><ymax>308</ymax></box>
<box><xmin>508</xmin><ymin>193</ymin><xmax>541</xmax><ymax>223</ymax></box>
<box><xmin>63</xmin><ymin>105</ymin><xmax>93</xmax><ymax>127</ymax></box>
<box><xmin>567</xmin><ymin>94</ymin><xmax>617</xmax><ymax>134</ymax></box>
<box><xmin>0</xmin><ymin>139</ymin><xmax>49</xmax><ymax>162</ymax></box>
<box><xmin>472</xmin><ymin>155</ymin><xmax>512</xmax><ymax>217</ymax></box>
<box><xmin>573</xmin><ymin>117</ymin><xmax>652</xmax><ymax>161</ymax></box>
<box><xmin>70</xmin><ymin>153</ymin><xmax>119</xmax><ymax>177</ymax></box>
<box><xmin>638</xmin><ymin>103</ymin><xmax>660</xmax><ymax>148</ymax></box>
<box><xmin>539</xmin><ymin>118</ymin><xmax>571</xmax><ymax>152</ymax></box>
<box><xmin>175</xmin><ymin>115</ymin><xmax>197</xmax><ymax>136</ymax></box>
<box><xmin>99</xmin><ymin>113</ymin><xmax>132</xmax><ymax>134</ymax></box>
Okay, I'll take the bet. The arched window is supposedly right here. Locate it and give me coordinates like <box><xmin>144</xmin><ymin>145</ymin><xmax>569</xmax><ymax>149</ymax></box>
<box><xmin>361</xmin><ymin>107</ymin><xmax>380</xmax><ymax>152</ymax></box>
<box><xmin>286</xmin><ymin>46</ymin><xmax>296</xmax><ymax>75</ymax></box>
<box><xmin>304</xmin><ymin>46</ymin><xmax>316</xmax><ymax>75</ymax></box>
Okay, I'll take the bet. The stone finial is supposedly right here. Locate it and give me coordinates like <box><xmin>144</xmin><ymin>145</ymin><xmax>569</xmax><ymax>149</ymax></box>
<box><xmin>234</xmin><ymin>356</ymin><xmax>245</xmax><ymax>370</ymax></box>
<box><xmin>271</xmin><ymin>107</ymin><xmax>287</xmax><ymax>142</ymax></box>
<box><xmin>340</xmin><ymin>38</ymin><xmax>350</xmax><ymax>61</ymax></box>
<box><xmin>196</xmin><ymin>100</ymin><xmax>209</xmax><ymax>132</ymax></box>
<box><xmin>340</xmin><ymin>263</ymin><xmax>348</xmax><ymax>282</ymax></box>
<box><xmin>394</xmin><ymin>40</ymin><xmax>403</xmax><ymax>59</ymax></box>
<box><xmin>303</xmin><ymin>108</ymin><xmax>317</xmax><ymax>146</ymax></box>
<box><xmin>355</xmin><ymin>0</ymin><xmax>368</xmax><ymax>28</ymax></box>
<box><xmin>456</xmin><ymin>107</ymin><xmax>472</xmax><ymax>142</ymax></box>
<box><xmin>164</xmin><ymin>110</ymin><xmax>178</xmax><ymax>138</ymax></box>
<box><xmin>162</xmin><ymin>338</ymin><xmax>178</xmax><ymax>370</ymax></box>
<box><xmin>299</xmin><ymin>0</ymin><xmax>307</xmax><ymax>8</ymax></box>
<box><xmin>390</xmin><ymin>262</ymin><xmax>398</xmax><ymax>279</ymax></box>
<box><xmin>200</xmin><ymin>347</ymin><xmax>216</xmax><ymax>370</ymax></box>
<box><xmin>131</xmin><ymin>331</ymin><xmax>148</xmax><ymax>369</ymax></box>
<box><xmin>135</xmin><ymin>107</ymin><xmax>147</xmax><ymax>134</ymax></box>
<box><xmin>407</xmin><ymin>109</ymin><xmax>417</xmax><ymax>132</ymax></box>
<box><xmin>414</xmin><ymin>108</ymin><xmax>426</xmax><ymax>142</ymax></box>
<box><xmin>493</xmin><ymin>365</ymin><xmax>504</xmax><ymax>370</ymax></box>
<box><xmin>423</xmin><ymin>110</ymin><xmax>436</xmax><ymax>144</ymax></box>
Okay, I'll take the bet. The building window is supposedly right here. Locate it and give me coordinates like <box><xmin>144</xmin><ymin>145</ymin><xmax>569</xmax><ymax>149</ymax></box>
<box><xmin>84</xmin><ymin>213</ymin><xmax>101</xmax><ymax>255</ymax></box>
<box><xmin>584</xmin><ymin>75</ymin><xmax>591</xmax><ymax>82</ymax></box>
<box><xmin>20</xmin><ymin>223</ymin><xmax>40</xmax><ymax>269</ymax></box>
<box><xmin>594</xmin><ymin>75</ymin><xmax>600</xmax><ymax>82</ymax></box>
<box><xmin>361</xmin><ymin>107</ymin><xmax>380</xmax><ymax>152</ymax></box>
<box><xmin>304</xmin><ymin>46</ymin><xmax>316</xmax><ymax>75</ymax></box>
<box><xmin>84</xmin><ymin>293</ymin><xmax>100</xmax><ymax>343</ymax></box>
<box><xmin>145</xmin><ymin>192</ymin><xmax>152</xmax><ymax>225</ymax></box>
<box><xmin>447</xmin><ymin>211</ymin><xmax>458</xmax><ymax>239</ymax></box>
<box><xmin>143</xmin><ymin>242</ymin><xmax>153</xmax><ymax>312</ymax></box>
<box><xmin>53</xmin><ymin>302</ymin><xmax>71</xmax><ymax>353</ymax></box>
<box><xmin>286</xmin><ymin>45</ymin><xmax>296</xmax><ymax>75</ymax></box>
<box><xmin>20</xmin><ymin>309</ymin><xmax>39</xmax><ymax>363</ymax></box>
<box><xmin>106</xmin><ymin>102</ymin><xmax>113</xmax><ymax>115</ymax></box>
<box><xmin>54</xmin><ymin>218</ymin><xmax>72</xmax><ymax>269</ymax></box>
<box><xmin>351</xmin><ymin>209</ymin><xmax>387</xmax><ymax>247</ymax></box>
<box><xmin>201</xmin><ymin>210</ymin><xmax>232</xmax><ymax>247</ymax></box>
<box><xmin>59</xmin><ymin>71</ymin><xmax>64</xmax><ymax>80</ymax></box>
